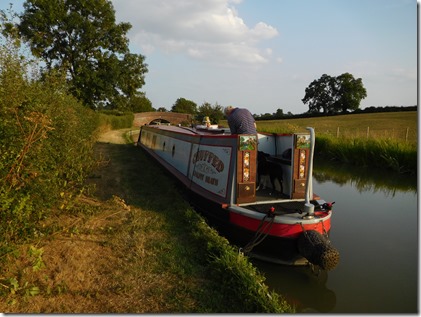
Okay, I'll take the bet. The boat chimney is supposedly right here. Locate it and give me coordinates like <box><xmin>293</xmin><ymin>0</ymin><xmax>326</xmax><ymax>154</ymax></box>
<box><xmin>303</xmin><ymin>127</ymin><xmax>315</xmax><ymax>219</ymax></box>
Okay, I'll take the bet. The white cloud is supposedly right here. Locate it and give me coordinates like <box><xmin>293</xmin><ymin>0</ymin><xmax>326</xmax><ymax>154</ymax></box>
<box><xmin>111</xmin><ymin>0</ymin><xmax>279</xmax><ymax>65</ymax></box>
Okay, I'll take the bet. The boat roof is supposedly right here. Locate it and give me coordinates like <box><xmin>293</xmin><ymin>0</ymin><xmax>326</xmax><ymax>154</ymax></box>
<box><xmin>144</xmin><ymin>124</ymin><xmax>232</xmax><ymax>136</ymax></box>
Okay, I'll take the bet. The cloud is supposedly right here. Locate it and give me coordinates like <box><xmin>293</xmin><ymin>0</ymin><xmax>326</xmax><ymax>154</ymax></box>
<box><xmin>111</xmin><ymin>0</ymin><xmax>279</xmax><ymax>65</ymax></box>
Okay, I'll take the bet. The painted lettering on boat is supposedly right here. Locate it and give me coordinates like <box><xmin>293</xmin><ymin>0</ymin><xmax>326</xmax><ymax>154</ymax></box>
<box><xmin>192</xmin><ymin>150</ymin><xmax>224</xmax><ymax>172</ymax></box>
<box><xmin>192</xmin><ymin>170</ymin><xmax>219</xmax><ymax>186</ymax></box>
<box><xmin>189</xmin><ymin>144</ymin><xmax>231</xmax><ymax>197</ymax></box>
<box><xmin>192</xmin><ymin>150</ymin><xmax>224</xmax><ymax>186</ymax></box>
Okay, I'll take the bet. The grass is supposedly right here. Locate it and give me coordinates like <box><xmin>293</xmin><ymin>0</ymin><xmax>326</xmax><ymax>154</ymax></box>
<box><xmin>315</xmin><ymin>135</ymin><xmax>416</xmax><ymax>174</ymax></box>
<box><xmin>255</xmin><ymin>111</ymin><xmax>417</xmax><ymax>143</ymax></box>
<box><xmin>221</xmin><ymin>111</ymin><xmax>417</xmax><ymax>174</ymax></box>
<box><xmin>0</xmin><ymin>131</ymin><xmax>292</xmax><ymax>313</ymax></box>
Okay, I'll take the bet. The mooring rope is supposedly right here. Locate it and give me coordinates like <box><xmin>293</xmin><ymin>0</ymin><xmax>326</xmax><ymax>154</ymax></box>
<box><xmin>241</xmin><ymin>212</ymin><xmax>275</xmax><ymax>254</ymax></box>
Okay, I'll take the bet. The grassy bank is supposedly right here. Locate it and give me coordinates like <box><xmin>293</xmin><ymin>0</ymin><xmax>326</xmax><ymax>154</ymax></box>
<box><xmin>0</xmin><ymin>131</ymin><xmax>293</xmax><ymax>313</ymax></box>
<box><xmin>314</xmin><ymin>135</ymin><xmax>416</xmax><ymax>174</ymax></box>
<box><xmin>0</xmin><ymin>40</ymin><xmax>291</xmax><ymax>313</ymax></box>
<box><xmin>223</xmin><ymin>111</ymin><xmax>417</xmax><ymax>174</ymax></box>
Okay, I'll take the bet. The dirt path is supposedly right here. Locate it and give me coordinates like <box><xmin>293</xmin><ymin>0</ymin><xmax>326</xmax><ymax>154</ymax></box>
<box><xmin>96</xmin><ymin>128</ymin><xmax>139</xmax><ymax>144</ymax></box>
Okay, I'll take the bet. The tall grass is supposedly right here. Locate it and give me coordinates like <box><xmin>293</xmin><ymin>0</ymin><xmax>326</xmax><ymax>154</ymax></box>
<box><xmin>97</xmin><ymin>110</ymin><xmax>134</xmax><ymax>130</ymax></box>
<box><xmin>185</xmin><ymin>208</ymin><xmax>292</xmax><ymax>312</ymax></box>
<box><xmin>222</xmin><ymin>112</ymin><xmax>417</xmax><ymax>175</ymax></box>
<box><xmin>315</xmin><ymin>135</ymin><xmax>416</xmax><ymax>174</ymax></box>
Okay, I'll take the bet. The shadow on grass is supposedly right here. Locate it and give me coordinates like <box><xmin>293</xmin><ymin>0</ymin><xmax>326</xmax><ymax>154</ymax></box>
<box><xmin>87</xmin><ymin>141</ymin><xmax>292</xmax><ymax>313</ymax></box>
<box><xmin>89</xmin><ymin>142</ymin><xmax>181</xmax><ymax>207</ymax></box>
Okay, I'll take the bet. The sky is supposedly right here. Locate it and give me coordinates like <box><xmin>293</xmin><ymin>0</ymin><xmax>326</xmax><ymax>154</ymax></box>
<box><xmin>2</xmin><ymin>0</ymin><xmax>417</xmax><ymax>115</ymax></box>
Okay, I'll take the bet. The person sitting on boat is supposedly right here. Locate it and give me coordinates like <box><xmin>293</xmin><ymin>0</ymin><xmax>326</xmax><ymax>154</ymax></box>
<box><xmin>225</xmin><ymin>106</ymin><xmax>257</xmax><ymax>134</ymax></box>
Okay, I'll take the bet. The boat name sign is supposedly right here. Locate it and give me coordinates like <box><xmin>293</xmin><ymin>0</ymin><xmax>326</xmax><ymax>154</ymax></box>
<box><xmin>189</xmin><ymin>144</ymin><xmax>232</xmax><ymax>197</ymax></box>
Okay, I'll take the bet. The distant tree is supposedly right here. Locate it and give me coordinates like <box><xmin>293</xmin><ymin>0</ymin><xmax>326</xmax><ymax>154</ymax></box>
<box><xmin>13</xmin><ymin>0</ymin><xmax>148</xmax><ymax>109</ymax></box>
<box><xmin>302</xmin><ymin>73</ymin><xmax>367</xmax><ymax>114</ymax></box>
<box><xmin>171</xmin><ymin>97</ymin><xmax>197</xmax><ymax>114</ymax></box>
<box><xmin>302</xmin><ymin>74</ymin><xmax>336</xmax><ymax>113</ymax></box>
<box><xmin>157</xmin><ymin>107</ymin><xmax>168</xmax><ymax>112</ymax></box>
<box><xmin>259</xmin><ymin>113</ymin><xmax>273</xmax><ymax>120</ymax></box>
<box><xmin>333</xmin><ymin>73</ymin><xmax>367</xmax><ymax>113</ymax></box>
<box><xmin>128</xmin><ymin>94</ymin><xmax>153</xmax><ymax>113</ymax></box>
<box><xmin>274</xmin><ymin>108</ymin><xmax>284</xmax><ymax>119</ymax></box>
<box><xmin>197</xmin><ymin>102</ymin><xmax>224</xmax><ymax>124</ymax></box>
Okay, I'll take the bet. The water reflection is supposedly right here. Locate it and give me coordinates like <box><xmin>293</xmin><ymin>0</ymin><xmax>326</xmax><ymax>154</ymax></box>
<box><xmin>254</xmin><ymin>160</ymin><xmax>417</xmax><ymax>313</ymax></box>
<box><xmin>253</xmin><ymin>260</ymin><xmax>336</xmax><ymax>313</ymax></box>
<box><xmin>313</xmin><ymin>157</ymin><xmax>417</xmax><ymax>196</ymax></box>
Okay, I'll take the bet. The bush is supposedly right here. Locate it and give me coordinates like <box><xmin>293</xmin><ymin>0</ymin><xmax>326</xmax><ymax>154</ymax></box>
<box><xmin>0</xmin><ymin>42</ymin><xmax>100</xmax><ymax>252</ymax></box>
<box><xmin>97</xmin><ymin>111</ymin><xmax>134</xmax><ymax>130</ymax></box>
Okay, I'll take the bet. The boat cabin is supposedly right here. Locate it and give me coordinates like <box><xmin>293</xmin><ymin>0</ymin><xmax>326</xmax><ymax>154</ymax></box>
<box><xmin>138</xmin><ymin>125</ymin><xmax>314</xmax><ymax>207</ymax></box>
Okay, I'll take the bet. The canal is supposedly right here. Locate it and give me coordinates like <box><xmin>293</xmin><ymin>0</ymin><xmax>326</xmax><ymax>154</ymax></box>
<box><xmin>253</xmin><ymin>160</ymin><xmax>418</xmax><ymax>313</ymax></box>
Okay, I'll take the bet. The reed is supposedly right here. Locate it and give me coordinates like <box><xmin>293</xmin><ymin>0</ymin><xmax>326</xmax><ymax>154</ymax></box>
<box><xmin>315</xmin><ymin>135</ymin><xmax>416</xmax><ymax>174</ymax></box>
<box><xmin>223</xmin><ymin>111</ymin><xmax>417</xmax><ymax>174</ymax></box>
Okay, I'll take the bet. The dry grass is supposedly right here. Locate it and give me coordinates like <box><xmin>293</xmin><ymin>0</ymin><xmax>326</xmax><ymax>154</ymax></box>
<box><xmin>0</xmin><ymin>130</ymin><xmax>213</xmax><ymax>313</ymax></box>
<box><xmin>0</xmin><ymin>194</ymin><xmax>201</xmax><ymax>313</ymax></box>
<box><xmin>0</xmin><ymin>128</ymin><xmax>292</xmax><ymax>313</ymax></box>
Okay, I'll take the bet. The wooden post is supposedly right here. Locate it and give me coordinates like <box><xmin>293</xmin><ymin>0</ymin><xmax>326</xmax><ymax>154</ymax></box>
<box><xmin>366</xmin><ymin>126</ymin><xmax>370</xmax><ymax>139</ymax></box>
<box><xmin>406</xmin><ymin>127</ymin><xmax>409</xmax><ymax>142</ymax></box>
<box><xmin>336</xmin><ymin>126</ymin><xmax>340</xmax><ymax>138</ymax></box>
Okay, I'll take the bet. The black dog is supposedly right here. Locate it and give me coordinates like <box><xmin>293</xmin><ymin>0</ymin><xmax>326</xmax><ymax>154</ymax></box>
<box><xmin>256</xmin><ymin>151</ymin><xmax>283</xmax><ymax>194</ymax></box>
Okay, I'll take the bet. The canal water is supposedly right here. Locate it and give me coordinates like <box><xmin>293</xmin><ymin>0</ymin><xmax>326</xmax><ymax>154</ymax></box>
<box><xmin>253</xmin><ymin>160</ymin><xmax>418</xmax><ymax>313</ymax></box>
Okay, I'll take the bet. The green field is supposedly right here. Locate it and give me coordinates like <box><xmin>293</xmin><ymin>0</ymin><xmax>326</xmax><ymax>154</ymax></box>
<box><xmin>221</xmin><ymin>111</ymin><xmax>417</xmax><ymax>174</ymax></box>
<box><xmin>255</xmin><ymin>111</ymin><xmax>417</xmax><ymax>144</ymax></box>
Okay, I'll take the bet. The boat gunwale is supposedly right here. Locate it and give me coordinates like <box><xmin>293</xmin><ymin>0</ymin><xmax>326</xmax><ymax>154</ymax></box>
<box><xmin>227</xmin><ymin>204</ymin><xmax>332</xmax><ymax>225</ymax></box>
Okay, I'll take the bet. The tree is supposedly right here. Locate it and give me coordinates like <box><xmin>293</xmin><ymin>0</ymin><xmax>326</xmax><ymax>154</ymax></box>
<box><xmin>274</xmin><ymin>108</ymin><xmax>284</xmax><ymax>119</ymax></box>
<box><xmin>171</xmin><ymin>97</ymin><xmax>197</xmax><ymax>114</ymax></box>
<box><xmin>197</xmin><ymin>102</ymin><xmax>224</xmax><ymax>124</ymax></box>
<box><xmin>14</xmin><ymin>0</ymin><xmax>148</xmax><ymax>109</ymax></box>
<box><xmin>126</xmin><ymin>94</ymin><xmax>154</xmax><ymax>113</ymax></box>
<box><xmin>302</xmin><ymin>74</ymin><xmax>336</xmax><ymax>114</ymax></box>
<box><xmin>334</xmin><ymin>73</ymin><xmax>367</xmax><ymax>113</ymax></box>
<box><xmin>302</xmin><ymin>73</ymin><xmax>367</xmax><ymax>114</ymax></box>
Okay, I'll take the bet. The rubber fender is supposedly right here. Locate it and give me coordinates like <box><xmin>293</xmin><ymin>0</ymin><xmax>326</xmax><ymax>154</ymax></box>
<box><xmin>297</xmin><ymin>230</ymin><xmax>340</xmax><ymax>271</ymax></box>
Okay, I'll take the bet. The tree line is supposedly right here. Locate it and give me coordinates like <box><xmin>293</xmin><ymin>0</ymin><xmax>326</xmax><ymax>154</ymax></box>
<box><xmin>254</xmin><ymin>105</ymin><xmax>417</xmax><ymax>121</ymax></box>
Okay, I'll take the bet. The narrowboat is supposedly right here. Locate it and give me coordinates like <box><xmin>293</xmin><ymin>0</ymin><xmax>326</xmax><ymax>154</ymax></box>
<box><xmin>136</xmin><ymin>123</ymin><xmax>339</xmax><ymax>270</ymax></box>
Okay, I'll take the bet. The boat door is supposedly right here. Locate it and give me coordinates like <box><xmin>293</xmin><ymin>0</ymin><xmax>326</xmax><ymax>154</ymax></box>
<box><xmin>235</xmin><ymin>135</ymin><xmax>258</xmax><ymax>204</ymax></box>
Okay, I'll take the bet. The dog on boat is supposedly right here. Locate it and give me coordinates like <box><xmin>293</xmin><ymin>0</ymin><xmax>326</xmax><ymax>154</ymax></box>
<box><xmin>256</xmin><ymin>151</ymin><xmax>283</xmax><ymax>194</ymax></box>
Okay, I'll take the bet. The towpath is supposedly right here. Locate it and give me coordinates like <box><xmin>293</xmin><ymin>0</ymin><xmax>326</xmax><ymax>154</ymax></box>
<box><xmin>0</xmin><ymin>129</ymin><xmax>224</xmax><ymax>313</ymax></box>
